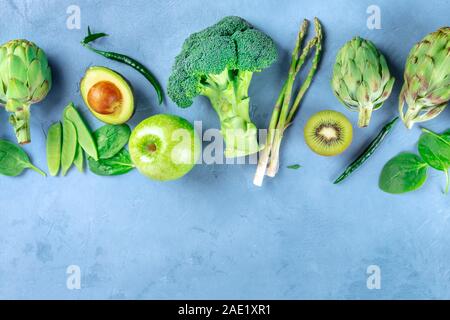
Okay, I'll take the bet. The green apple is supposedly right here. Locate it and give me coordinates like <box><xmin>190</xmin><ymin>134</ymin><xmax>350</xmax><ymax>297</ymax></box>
<box><xmin>129</xmin><ymin>114</ymin><xmax>201</xmax><ymax>181</ymax></box>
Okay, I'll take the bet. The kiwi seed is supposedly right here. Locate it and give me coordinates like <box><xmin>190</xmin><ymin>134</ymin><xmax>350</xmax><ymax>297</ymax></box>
<box><xmin>304</xmin><ymin>110</ymin><xmax>353</xmax><ymax>156</ymax></box>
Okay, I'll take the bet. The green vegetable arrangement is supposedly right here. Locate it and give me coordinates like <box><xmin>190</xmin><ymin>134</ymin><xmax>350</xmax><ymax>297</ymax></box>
<box><xmin>167</xmin><ymin>16</ymin><xmax>278</xmax><ymax>158</ymax></box>
<box><xmin>331</xmin><ymin>37</ymin><xmax>395</xmax><ymax>128</ymax></box>
<box><xmin>0</xmin><ymin>15</ymin><xmax>447</xmax><ymax>197</ymax></box>
<box><xmin>81</xmin><ymin>27</ymin><xmax>163</xmax><ymax>105</ymax></box>
<box><xmin>0</xmin><ymin>139</ymin><xmax>45</xmax><ymax>176</ymax></box>
<box><xmin>0</xmin><ymin>40</ymin><xmax>52</xmax><ymax>144</ymax></box>
<box><xmin>47</xmin><ymin>103</ymin><xmax>98</xmax><ymax>176</ymax></box>
<box><xmin>379</xmin><ymin>128</ymin><xmax>450</xmax><ymax>194</ymax></box>
<box><xmin>254</xmin><ymin>18</ymin><xmax>323</xmax><ymax>186</ymax></box>
<box><xmin>399</xmin><ymin>27</ymin><xmax>450</xmax><ymax>129</ymax></box>
<box><xmin>47</xmin><ymin>103</ymin><xmax>134</xmax><ymax>177</ymax></box>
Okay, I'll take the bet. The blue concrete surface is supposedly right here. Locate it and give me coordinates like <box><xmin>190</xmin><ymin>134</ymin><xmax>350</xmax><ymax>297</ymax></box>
<box><xmin>0</xmin><ymin>0</ymin><xmax>449</xmax><ymax>299</ymax></box>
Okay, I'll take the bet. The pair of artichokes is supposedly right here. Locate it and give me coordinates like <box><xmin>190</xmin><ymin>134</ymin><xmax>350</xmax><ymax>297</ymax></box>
<box><xmin>332</xmin><ymin>27</ymin><xmax>449</xmax><ymax>129</ymax></box>
<box><xmin>0</xmin><ymin>40</ymin><xmax>52</xmax><ymax>144</ymax></box>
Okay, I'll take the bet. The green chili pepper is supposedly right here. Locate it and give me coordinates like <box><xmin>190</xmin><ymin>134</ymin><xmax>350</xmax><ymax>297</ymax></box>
<box><xmin>334</xmin><ymin>117</ymin><xmax>399</xmax><ymax>184</ymax></box>
<box><xmin>81</xmin><ymin>27</ymin><xmax>164</xmax><ymax>105</ymax></box>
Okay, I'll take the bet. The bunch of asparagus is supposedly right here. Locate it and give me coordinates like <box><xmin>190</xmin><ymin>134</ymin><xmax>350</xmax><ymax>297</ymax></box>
<box><xmin>254</xmin><ymin>18</ymin><xmax>323</xmax><ymax>186</ymax></box>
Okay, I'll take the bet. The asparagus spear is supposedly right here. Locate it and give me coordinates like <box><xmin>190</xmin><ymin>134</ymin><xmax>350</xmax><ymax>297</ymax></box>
<box><xmin>254</xmin><ymin>18</ymin><xmax>323</xmax><ymax>186</ymax></box>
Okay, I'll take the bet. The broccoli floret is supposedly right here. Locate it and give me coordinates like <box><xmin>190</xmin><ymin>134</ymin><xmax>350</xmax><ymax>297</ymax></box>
<box><xmin>167</xmin><ymin>16</ymin><xmax>278</xmax><ymax>157</ymax></box>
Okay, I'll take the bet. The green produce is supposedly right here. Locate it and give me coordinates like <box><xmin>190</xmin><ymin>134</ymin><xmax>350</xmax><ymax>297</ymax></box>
<box><xmin>167</xmin><ymin>16</ymin><xmax>278</xmax><ymax>158</ymax></box>
<box><xmin>418</xmin><ymin>128</ymin><xmax>450</xmax><ymax>193</ymax></box>
<box><xmin>87</xmin><ymin>124</ymin><xmax>133</xmax><ymax>176</ymax></box>
<box><xmin>304</xmin><ymin>110</ymin><xmax>353</xmax><ymax>157</ymax></box>
<box><xmin>88</xmin><ymin>148</ymin><xmax>134</xmax><ymax>176</ymax></box>
<box><xmin>129</xmin><ymin>114</ymin><xmax>201</xmax><ymax>181</ymax></box>
<box><xmin>0</xmin><ymin>40</ymin><xmax>52</xmax><ymax>144</ymax></box>
<box><xmin>74</xmin><ymin>144</ymin><xmax>84</xmax><ymax>172</ymax></box>
<box><xmin>254</xmin><ymin>18</ymin><xmax>323</xmax><ymax>186</ymax></box>
<box><xmin>46</xmin><ymin>122</ymin><xmax>62</xmax><ymax>176</ymax></box>
<box><xmin>379</xmin><ymin>153</ymin><xmax>428</xmax><ymax>194</ymax></box>
<box><xmin>332</xmin><ymin>37</ymin><xmax>395</xmax><ymax>128</ymax></box>
<box><xmin>399</xmin><ymin>27</ymin><xmax>450</xmax><ymax>129</ymax></box>
<box><xmin>64</xmin><ymin>103</ymin><xmax>98</xmax><ymax>160</ymax></box>
<box><xmin>61</xmin><ymin>119</ymin><xmax>77</xmax><ymax>176</ymax></box>
<box><xmin>80</xmin><ymin>66</ymin><xmax>135</xmax><ymax>125</ymax></box>
<box><xmin>0</xmin><ymin>139</ymin><xmax>46</xmax><ymax>176</ymax></box>
<box><xmin>81</xmin><ymin>27</ymin><xmax>163</xmax><ymax>104</ymax></box>
<box><xmin>287</xmin><ymin>164</ymin><xmax>302</xmax><ymax>170</ymax></box>
<box><xmin>334</xmin><ymin>117</ymin><xmax>399</xmax><ymax>184</ymax></box>
<box><xmin>379</xmin><ymin>128</ymin><xmax>450</xmax><ymax>194</ymax></box>
<box><xmin>94</xmin><ymin>124</ymin><xmax>131</xmax><ymax>159</ymax></box>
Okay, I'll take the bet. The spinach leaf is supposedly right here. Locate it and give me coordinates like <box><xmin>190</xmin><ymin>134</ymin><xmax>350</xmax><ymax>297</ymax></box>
<box><xmin>88</xmin><ymin>148</ymin><xmax>134</xmax><ymax>176</ymax></box>
<box><xmin>0</xmin><ymin>139</ymin><xmax>46</xmax><ymax>177</ymax></box>
<box><xmin>379</xmin><ymin>153</ymin><xmax>428</xmax><ymax>194</ymax></box>
<box><xmin>418</xmin><ymin>129</ymin><xmax>450</xmax><ymax>193</ymax></box>
<box><xmin>418</xmin><ymin>129</ymin><xmax>450</xmax><ymax>170</ymax></box>
<box><xmin>94</xmin><ymin>124</ymin><xmax>131</xmax><ymax>159</ymax></box>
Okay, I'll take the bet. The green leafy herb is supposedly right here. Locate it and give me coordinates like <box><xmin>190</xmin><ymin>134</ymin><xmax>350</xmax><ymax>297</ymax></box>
<box><xmin>418</xmin><ymin>128</ymin><xmax>450</xmax><ymax>193</ymax></box>
<box><xmin>379</xmin><ymin>153</ymin><xmax>428</xmax><ymax>194</ymax></box>
<box><xmin>88</xmin><ymin>148</ymin><xmax>134</xmax><ymax>176</ymax></box>
<box><xmin>287</xmin><ymin>164</ymin><xmax>302</xmax><ymax>170</ymax></box>
<box><xmin>0</xmin><ymin>139</ymin><xmax>46</xmax><ymax>177</ymax></box>
<box><xmin>94</xmin><ymin>124</ymin><xmax>131</xmax><ymax>159</ymax></box>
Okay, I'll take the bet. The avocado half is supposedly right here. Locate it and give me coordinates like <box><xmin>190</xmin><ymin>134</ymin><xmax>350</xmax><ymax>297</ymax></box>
<box><xmin>80</xmin><ymin>66</ymin><xmax>134</xmax><ymax>124</ymax></box>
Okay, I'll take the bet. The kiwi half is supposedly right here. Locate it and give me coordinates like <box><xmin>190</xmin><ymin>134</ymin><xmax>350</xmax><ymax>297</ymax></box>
<box><xmin>304</xmin><ymin>110</ymin><xmax>353</xmax><ymax>156</ymax></box>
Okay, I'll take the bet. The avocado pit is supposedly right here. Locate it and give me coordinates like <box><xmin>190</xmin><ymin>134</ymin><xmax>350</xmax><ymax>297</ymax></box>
<box><xmin>87</xmin><ymin>81</ymin><xmax>122</xmax><ymax>115</ymax></box>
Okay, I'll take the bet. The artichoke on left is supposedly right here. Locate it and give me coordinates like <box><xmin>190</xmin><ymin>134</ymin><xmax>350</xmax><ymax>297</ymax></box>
<box><xmin>0</xmin><ymin>40</ymin><xmax>52</xmax><ymax>144</ymax></box>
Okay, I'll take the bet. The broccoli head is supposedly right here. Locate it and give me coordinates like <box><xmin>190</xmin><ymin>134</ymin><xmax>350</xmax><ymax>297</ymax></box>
<box><xmin>167</xmin><ymin>16</ymin><xmax>278</xmax><ymax>157</ymax></box>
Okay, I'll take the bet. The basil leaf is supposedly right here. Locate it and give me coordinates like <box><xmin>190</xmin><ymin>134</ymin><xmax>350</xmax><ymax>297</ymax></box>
<box><xmin>0</xmin><ymin>139</ymin><xmax>46</xmax><ymax>177</ymax></box>
<box><xmin>88</xmin><ymin>148</ymin><xmax>134</xmax><ymax>176</ymax></box>
<box><xmin>379</xmin><ymin>153</ymin><xmax>428</xmax><ymax>194</ymax></box>
<box><xmin>418</xmin><ymin>129</ymin><xmax>450</xmax><ymax>171</ymax></box>
<box><xmin>94</xmin><ymin>124</ymin><xmax>131</xmax><ymax>159</ymax></box>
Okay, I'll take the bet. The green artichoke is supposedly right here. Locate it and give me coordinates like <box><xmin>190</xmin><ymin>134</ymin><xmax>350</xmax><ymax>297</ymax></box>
<box><xmin>0</xmin><ymin>40</ymin><xmax>52</xmax><ymax>144</ymax></box>
<box><xmin>332</xmin><ymin>37</ymin><xmax>395</xmax><ymax>128</ymax></box>
<box><xmin>399</xmin><ymin>27</ymin><xmax>450</xmax><ymax>129</ymax></box>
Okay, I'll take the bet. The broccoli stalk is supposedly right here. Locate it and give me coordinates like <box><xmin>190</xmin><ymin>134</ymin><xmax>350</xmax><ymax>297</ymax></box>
<box><xmin>199</xmin><ymin>69</ymin><xmax>259</xmax><ymax>157</ymax></box>
<box><xmin>167</xmin><ymin>16</ymin><xmax>278</xmax><ymax>157</ymax></box>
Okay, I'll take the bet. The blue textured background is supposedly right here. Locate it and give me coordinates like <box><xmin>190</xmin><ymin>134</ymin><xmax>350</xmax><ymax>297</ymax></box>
<box><xmin>0</xmin><ymin>0</ymin><xmax>449</xmax><ymax>299</ymax></box>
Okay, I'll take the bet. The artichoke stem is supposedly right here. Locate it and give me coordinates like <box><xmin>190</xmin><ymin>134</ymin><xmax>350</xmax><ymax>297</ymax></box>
<box><xmin>402</xmin><ymin>107</ymin><xmax>420</xmax><ymax>129</ymax></box>
<box><xmin>9</xmin><ymin>105</ymin><xmax>31</xmax><ymax>144</ymax></box>
<box><xmin>358</xmin><ymin>106</ymin><xmax>373</xmax><ymax>128</ymax></box>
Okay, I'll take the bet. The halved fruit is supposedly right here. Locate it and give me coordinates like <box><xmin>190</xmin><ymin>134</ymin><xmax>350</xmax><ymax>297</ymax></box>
<box><xmin>80</xmin><ymin>66</ymin><xmax>134</xmax><ymax>124</ymax></box>
<box><xmin>304</xmin><ymin>110</ymin><xmax>353</xmax><ymax>156</ymax></box>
